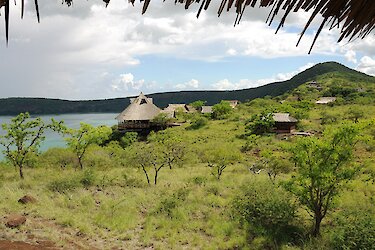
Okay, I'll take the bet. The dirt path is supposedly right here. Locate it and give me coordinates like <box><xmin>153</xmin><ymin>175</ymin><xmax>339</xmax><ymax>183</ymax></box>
<box><xmin>0</xmin><ymin>240</ymin><xmax>57</xmax><ymax>250</ymax></box>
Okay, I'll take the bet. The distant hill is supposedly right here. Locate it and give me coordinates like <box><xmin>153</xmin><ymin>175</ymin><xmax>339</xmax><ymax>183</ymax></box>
<box><xmin>0</xmin><ymin>62</ymin><xmax>373</xmax><ymax>115</ymax></box>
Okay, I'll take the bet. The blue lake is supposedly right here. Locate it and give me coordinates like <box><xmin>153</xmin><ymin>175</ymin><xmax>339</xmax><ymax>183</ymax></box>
<box><xmin>0</xmin><ymin>113</ymin><xmax>118</xmax><ymax>158</ymax></box>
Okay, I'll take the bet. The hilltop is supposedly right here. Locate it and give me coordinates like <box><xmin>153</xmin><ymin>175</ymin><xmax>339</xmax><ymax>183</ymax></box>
<box><xmin>0</xmin><ymin>62</ymin><xmax>373</xmax><ymax>115</ymax></box>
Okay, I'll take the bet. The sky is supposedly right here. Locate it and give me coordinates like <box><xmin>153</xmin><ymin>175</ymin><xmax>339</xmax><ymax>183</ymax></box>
<box><xmin>0</xmin><ymin>0</ymin><xmax>374</xmax><ymax>100</ymax></box>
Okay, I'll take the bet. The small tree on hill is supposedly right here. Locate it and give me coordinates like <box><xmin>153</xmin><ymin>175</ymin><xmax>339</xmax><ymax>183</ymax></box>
<box><xmin>65</xmin><ymin>123</ymin><xmax>112</xmax><ymax>169</ymax></box>
<box><xmin>245</xmin><ymin>111</ymin><xmax>275</xmax><ymax>135</ymax></box>
<box><xmin>285</xmin><ymin>124</ymin><xmax>360</xmax><ymax>236</ymax></box>
<box><xmin>212</xmin><ymin>101</ymin><xmax>232</xmax><ymax>119</ymax></box>
<box><xmin>130</xmin><ymin>142</ymin><xmax>167</xmax><ymax>185</ymax></box>
<box><xmin>148</xmin><ymin>131</ymin><xmax>186</xmax><ymax>169</ymax></box>
<box><xmin>0</xmin><ymin>112</ymin><xmax>65</xmax><ymax>179</ymax></box>
<box><xmin>347</xmin><ymin>106</ymin><xmax>364</xmax><ymax>123</ymax></box>
<box><xmin>190</xmin><ymin>100</ymin><xmax>206</xmax><ymax>110</ymax></box>
<box><xmin>201</xmin><ymin>147</ymin><xmax>242</xmax><ymax>180</ymax></box>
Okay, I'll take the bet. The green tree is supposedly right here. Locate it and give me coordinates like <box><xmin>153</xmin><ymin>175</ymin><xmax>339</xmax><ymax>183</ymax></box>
<box><xmin>151</xmin><ymin>112</ymin><xmax>172</xmax><ymax>126</ymax></box>
<box><xmin>65</xmin><ymin>123</ymin><xmax>112</xmax><ymax>169</ymax></box>
<box><xmin>148</xmin><ymin>131</ymin><xmax>186</xmax><ymax>169</ymax></box>
<box><xmin>245</xmin><ymin>111</ymin><xmax>275</xmax><ymax>135</ymax></box>
<box><xmin>119</xmin><ymin>132</ymin><xmax>138</xmax><ymax>148</ymax></box>
<box><xmin>0</xmin><ymin>112</ymin><xmax>65</xmax><ymax>179</ymax></box>
<box><xmin>212</xmin><ymin>101</ymin><xmax>232</xmax><ymax>119</ymax></box>
<box><xmin>130</xmin><ymin>142</ymin><xmax>166</xmax><ymax>185</ymax></box>
<box><xmin>190</xmin><ymin>100</ymin><xmax>206</xmax><ymax>110</ymax></box>
<box><xmin>347</xmin><ymin>106</ymin><xmax>364</xmax><ymax>123</ymax></box>
<box><xmin>256</xmin><ymin>150</ymin><xmax>292</xmax><ymax>183</ymax></box>
<box><xmin>285</xmin><ymin>124</ymin><xmax>360</xmax><ymax>236</ymax></box>
<box><xmin>201</xmin><ymin>147</ymin><xmax>242</xmax><ymax>180</ymax></box>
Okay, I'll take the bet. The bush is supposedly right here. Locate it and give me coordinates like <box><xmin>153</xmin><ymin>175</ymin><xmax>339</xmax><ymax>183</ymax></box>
<box><xmin>191</xmin><ymin>176</ymin><xmax>207</xmax><ymax>186</ymax></box>
<box><xmin>187</xmin><ymin>117</ymin><xmax>208</xmax><ymax>130</ymax></box>
<box><xmin>233</xmin><ymin>180</ymin><xmax>300</xmax><ymax>247</ymax></box>
<box><xmin>156</xmin><ymin>188</ymin><xmax>190</xmax><ymax>218</ymax></box>
<box><xmin>48</xmin><ymin>178</ymin><xmax>80</xmax><ymax>193</ymax></box>
<box><xmin>331</xmin><ymin>211</ymin><xmax>375</xmax><ymax>250</ymax></box>
<box><xmin>80</xmin><ymin>169</ymin><xmax>97</xmax><ymax>188</ymax></box>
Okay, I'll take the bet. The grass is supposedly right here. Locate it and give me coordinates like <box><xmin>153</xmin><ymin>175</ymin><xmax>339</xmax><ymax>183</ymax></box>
<box><xmin>0</xmin><ymin>74</ymin><xmax>374</xmax><ymax>249</ymax></box>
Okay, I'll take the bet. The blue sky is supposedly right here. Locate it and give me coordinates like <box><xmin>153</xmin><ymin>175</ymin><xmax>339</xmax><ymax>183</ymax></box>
<box><xmin>0</xmin><ymin>0</ymin><xmax>373</xmax><ymax>100</ymax></box>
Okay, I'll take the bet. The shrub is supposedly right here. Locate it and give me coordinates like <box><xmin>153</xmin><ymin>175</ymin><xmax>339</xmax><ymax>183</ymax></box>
<box><xmin>191</xmin><ymin>176</ymin><xmax>207</xmax><ymax>186</ymax></box>
<box><xmin>48</xmin><ymin>178</ymin><xmax>80</xmax><ymax>193</ymax></box>
<box><xmin>80</xmin><ymin>169</ymin><xmax>97</xmax><ymax>188</ymax></box>
<box><xmin>331</xmin><ymin>211</ymin><xmax>375</xmax><ymax>250</ymax></box>
<box><xmin>156</xmin><ymin>188</ymin><xmax>190</xmax><ymax>218</ymax></box>
<box><xmin>233</xmin><ymin>180</ymin><xmax>300</xmax><ymax>247</ymax></box>
<box><xmin>187</xmin><ymin>117</ymin><xmax>208</xmax><ymax>130</ymax></box>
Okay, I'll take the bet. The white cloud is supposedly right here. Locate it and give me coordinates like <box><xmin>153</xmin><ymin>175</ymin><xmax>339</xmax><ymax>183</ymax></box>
<box><xmin>344</xmin><ymin>50</ymin><xmax>357</xmax><ymax>64</ymax></box>
<box><xmin>212</xmin><ymin>62</ymin><xmax>315</xmax><ymax>90</ymax></box>
<box><xmin>175</xmin><ymin>79</ymin><xmax>199</xmax><ymax>90</ymax></box>
<box><xmin>111</xmin><ymin>73</ymin><xmax>145</xmax><ymax>92</ymax></box>
<box><xmin>0</xmin><ymin>1</ymin><xmax>373</xmax><ymax>99</ymax></box>
<box><xmin>356</xmin><ymin>56</ymin><xmax>375</xmax><ymax>76</ymax></box>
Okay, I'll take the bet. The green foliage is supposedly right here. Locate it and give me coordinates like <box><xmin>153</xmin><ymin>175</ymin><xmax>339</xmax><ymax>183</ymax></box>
<box><xmin>255</xmin><ymin>150</ymin><xmax>292</xmax><ymax>182</ymax></box>
<box><xmin>80</xmin><ymin>169</ymin><xmax>97</xmax><ymax>188</ymax></box>
<box><xmin>212</xmin><ymin>101</ymin><xmax>232</xmax><ymax>119</ymax></box>
<box><xmin>48</xmin><ymin>177</ymin><xmax>80</xmax><ymax>193</ymax></box>
<box><xmin>331</xmin><ymin>210</ymin><xmax>375</xmax><ymax>250</ymax></box>
<box><xmin>0</xmin><ymin>112</ymin><xmax>65</xmax><ymax>178</ymax></box>
<box><xmin>120</xmin><ymin>132</ymin><xmax>138</xmax><ymax>148</ymax></box>
<box><xmin>346</xmin><ymin>106</ymin><xmax>364</xmax><ymax>123</ymax></box>
<box><xmin>156</xmin><ymin>188</ymin><xmax>190</xmax><ymax>218</ymax></box>
<box><xmin>320</xmin><ymin>110</ymin><xmax>340</xmax><ymax>125</ymax></box>
<box><xmin>245</xmin><ymin>111</ymin><xmax>275</xmax><ymax>135</ymax></box>
<box><xmin>200</xmin><ymin>146</ymin><xmax>242</xmax><ymax>180</ymax></box>
<box><xmin>233</xmin><ymin>179</ymin><xmax>299</xmax><ymax>248</ymax></box>
<box><xmin>129</xmin><ymin>142</ymin><xmax>167</xmax><ymax>185</ymax></box>
<box><xmin>65</xmin><ymin>123</ymin><xmax>112</xmax><ymax>169</ymax></box>
<box><xmin>241</xmin><ymin>134</ymin><xmax>260</xmax><ymax>152</ymax></box>
<box><xmin>148</xmin><ymin>130</ymin><xmax>186</xmax><ymax>169</ymax></box>
<box><xmin>285</xmin><ymin>124</ymin><xmax>360</xmax><ymax>236</ymax></box>
<box><xmin>187</xmin><ymin>116</ymin><xmax>208</xmax><ymax>130</ymax></box>
<box><xmin>151</xmin><ymin>113</ymin><xmax>172</xmax><ymax>126</ymax></box>
<box><xmin>190</xmin><ymin>100</ymin><xmax>206</xmax><ymax>110</ymax></box>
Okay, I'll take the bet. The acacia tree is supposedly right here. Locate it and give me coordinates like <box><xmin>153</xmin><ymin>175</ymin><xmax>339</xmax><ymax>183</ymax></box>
<box><xmin>285</xmin><ymin>124</ymin><xmax>360</xmax><ymax>236</ymax></box>
<box><xmin>255</xmin><ymin>150</ymin><xmax>292</xmax><ymax>183</ymax></box>
<box><xmin>65</xmin><ymin>123</ymin><xmax>112</xmax><ymax>169</ymax></box>
<box><xmin>148</xmin><ymin>131</ymin><xmax>186</xmax><ymax>170</ymax></box>
<box><xmin>131</xmin><ymin>142</ymin><xmax>166</xmax><ymax>185</ymax></box>
<box><xmin>201</xmin><ymin>147</ymin><xmax>242</xmax><ymax>180</ymax></box>
<box><xmin>0</xmin><ymin>112</ymin><xmax>65</xmax><ymax>179</ymax></box>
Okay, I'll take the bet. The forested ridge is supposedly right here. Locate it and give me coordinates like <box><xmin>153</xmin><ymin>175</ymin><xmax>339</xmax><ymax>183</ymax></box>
<box><xmin>0</xmin><ymin>61</ymin><xmax>373</xmax><ymax>115</ymax></box>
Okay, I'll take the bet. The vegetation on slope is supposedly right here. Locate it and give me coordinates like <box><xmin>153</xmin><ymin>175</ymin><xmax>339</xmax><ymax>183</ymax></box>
<box><xmin>0</xmin><ymin>64</ymin><xmax>374</xmax><ymax>249</ymax></box>
<box><xmin>0</xmin><ymin>62</ymin><xmax>373</xmax><ymax>115</ymax></box>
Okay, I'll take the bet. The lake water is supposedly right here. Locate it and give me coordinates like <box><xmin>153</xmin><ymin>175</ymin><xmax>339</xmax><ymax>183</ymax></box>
<box><xmin>0</xmin><ymin>113</ymin><xmax>118</xmax><ymax>158</ymax></box>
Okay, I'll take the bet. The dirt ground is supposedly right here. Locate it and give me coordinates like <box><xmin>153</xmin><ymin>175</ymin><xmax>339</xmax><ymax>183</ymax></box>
<box><xmin>0</xmin><ymin>240</ymin><xmax>57</xmax><ymax>250</ymax></box>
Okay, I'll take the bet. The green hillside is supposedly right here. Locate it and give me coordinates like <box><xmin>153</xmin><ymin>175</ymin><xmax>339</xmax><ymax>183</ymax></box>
<box><xmin>0</xmin><ymin>62</ymin><xmax>373</xmax><ymax>115</ymax></box>
<box><xmin>0</xmin><ymin>64</ymin><xmax>374</xmax><ymax>249</ymax></box>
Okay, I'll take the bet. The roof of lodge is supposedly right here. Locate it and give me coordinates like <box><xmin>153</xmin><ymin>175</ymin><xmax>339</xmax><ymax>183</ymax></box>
<box><xmin>273</xmin><ymin>113</ymin><xmax>298</xmax><ymax>123</ymax></box>
<box><xmin>116</xmin><ymin>93</ymin><xmax>161</xmax><ymax>121</ymax></box>
<box><xmin>316</xmin><ymin>97</ymin><xmax>337</xmax><ymax>104</ymax></box>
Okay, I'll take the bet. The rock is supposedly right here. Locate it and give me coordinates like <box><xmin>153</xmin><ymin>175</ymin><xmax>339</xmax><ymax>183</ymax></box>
<box><xmin>18</xmin><ymin>195</ymin><xmax>37</xmax><ymax>204</ymax></box>
<box><xmin>5</xmin><ymin>214</ymin><xmax>26</xmax><ymax>228</ymax></box>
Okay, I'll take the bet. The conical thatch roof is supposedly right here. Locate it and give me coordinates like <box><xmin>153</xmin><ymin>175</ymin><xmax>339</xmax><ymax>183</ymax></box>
<box><xmin>116</xmin><ymin>92</ymin><xmax>161</xmax><ymax>121</ymax></box>
<box><xmin>1</xmin><ymin>0</ymin><xmax>375</xmax><ymax>50</ymax></box>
